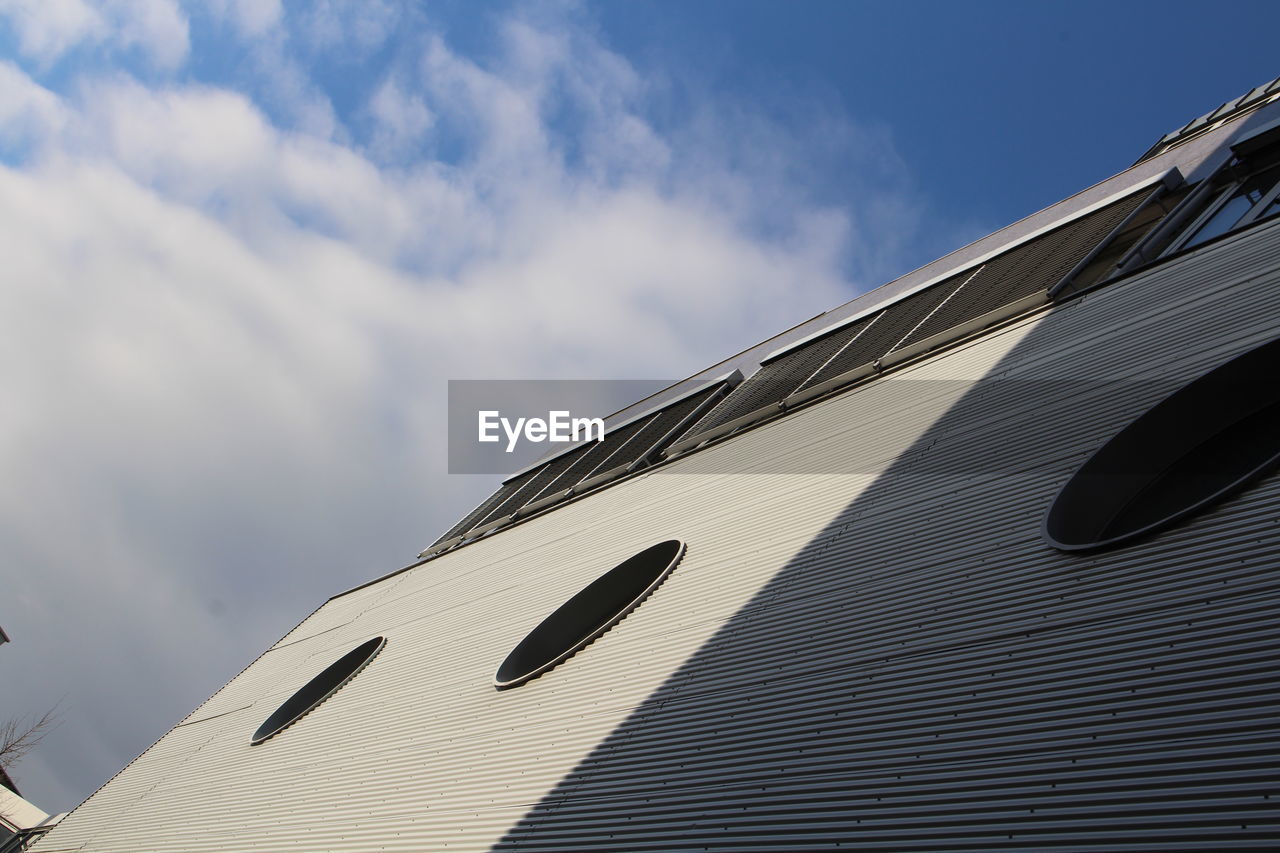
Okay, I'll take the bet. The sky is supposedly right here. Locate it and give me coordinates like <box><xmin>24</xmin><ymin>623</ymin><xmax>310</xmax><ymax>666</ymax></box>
<box><xmin>0</xmin><ymin>0</ymin><xmax>1278</xmax><ymax>815</ymax></box>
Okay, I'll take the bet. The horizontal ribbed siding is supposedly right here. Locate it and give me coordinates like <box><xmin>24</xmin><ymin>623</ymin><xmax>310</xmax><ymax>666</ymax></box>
<box><xmin>31</xmin><ymin>219</ymin><xmax>1280</xmax><ymax>852</ymax></box>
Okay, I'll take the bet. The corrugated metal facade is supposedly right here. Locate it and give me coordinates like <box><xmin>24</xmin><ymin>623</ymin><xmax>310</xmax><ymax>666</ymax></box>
<box><xmin>30</xmin><ymin>110</ymin><xmax>1280</xmax><ymax>851</ymax></box>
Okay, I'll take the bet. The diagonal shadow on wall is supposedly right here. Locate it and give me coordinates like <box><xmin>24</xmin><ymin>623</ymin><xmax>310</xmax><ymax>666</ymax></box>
<box><xmin>489</xmin><ymin>285</ymin><xmax>1280</xmax><ymax>851</ymax></box>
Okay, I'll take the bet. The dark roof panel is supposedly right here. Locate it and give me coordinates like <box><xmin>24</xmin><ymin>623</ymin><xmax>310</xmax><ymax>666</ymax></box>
<box><xmin>430</xmin><ymin>382</ymin><xmax>732</xmax><ymax>546</ymax></box>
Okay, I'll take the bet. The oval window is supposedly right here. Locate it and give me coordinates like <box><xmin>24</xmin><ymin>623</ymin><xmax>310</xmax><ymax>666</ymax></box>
<box><xmin>1044</xmin><ymin>336</ymin><xmax>1280</xmax><ymax>551</ymax></box>
<box><xmin>251</xmin><ymin>636</ymin><xmax>385</xmax><ymax>745</ymax></box>
<box><xmin>496</xmin><ymin>540</ymin><xmax>685</xmax><ymax>689</ymax></box>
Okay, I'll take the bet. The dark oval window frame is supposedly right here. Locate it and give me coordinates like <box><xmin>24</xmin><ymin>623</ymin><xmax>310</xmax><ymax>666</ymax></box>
<box><xmin>251</xmin><ymin>636</ymin><xmax>386</xmax><ymax>745</ymax></box>
<box><xmin>1044</xmin><ymin>336</ymin><xmax>1280</xmax><ymax>552</ymax></box>
<box><xmin>495</xmin><ymin>540</ymin><xmax>685</xmax><ymax>690</ymax></box>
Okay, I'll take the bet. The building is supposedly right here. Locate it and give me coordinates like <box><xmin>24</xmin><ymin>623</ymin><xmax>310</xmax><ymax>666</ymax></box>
<box><xmin>0</xmin><ymin>784</ymin><xmax>57</xmax><ymax>853</ymax></box>
<box><xmin>1</xmin><ymin>631</ymin><xmax>60</xmax><ymax>853</ymax></box>
<box><xmin>29</xmin><ymin>79</ymin><xmax>1280</xmax><ymax>851</ymax></box>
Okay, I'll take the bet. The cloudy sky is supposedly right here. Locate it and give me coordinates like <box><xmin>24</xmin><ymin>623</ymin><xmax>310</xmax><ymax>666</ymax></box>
<box><xmin>1</xmin><ymin>0</ymin><xmax>1278</xmax><ymax>814</ymax></box>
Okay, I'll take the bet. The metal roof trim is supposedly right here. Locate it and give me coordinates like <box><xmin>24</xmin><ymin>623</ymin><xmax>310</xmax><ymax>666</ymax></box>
<box><xmin>575</xmin><ymin>463</ymin><xmax>631</xmax><ymax>492</ymax></box>
<box><xmin>880</xmin><ymin>290</ymin><xmax>1050</xmax><ymax>370</ymax></box>
<box><xmin>782</xmin><ymin>361</ymin><xmax>880</xmax><ymax>409</ymax></box>
<box><xmin>419</xmin><ymin>535</ymin><xmax>463</xmax><ymax>558</ymax></box>
<box><xmin>466</xmin><ymin>515</ymin><xmax>513</xmax><ymax>538</ymax></box>
<box><xmin>1137</xmin><ymin>86</ymin><xmax>1280</xmax><ymax>164</ymax></box>
<box><xmin>664</xmin><ymin>401</ymin><xmax>783</xmax><ymax>457</ymax></box>
<box><xmin>518</xmin><ymin>488</ymin><xmax>573</xmax><ymax>517</ymax></box>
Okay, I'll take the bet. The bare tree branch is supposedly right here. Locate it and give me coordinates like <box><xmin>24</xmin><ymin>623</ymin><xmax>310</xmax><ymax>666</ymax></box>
<box><xmin>0</xmin><ymin>707</ymin><xmax>60</xmax><ymax>770</ymax></box>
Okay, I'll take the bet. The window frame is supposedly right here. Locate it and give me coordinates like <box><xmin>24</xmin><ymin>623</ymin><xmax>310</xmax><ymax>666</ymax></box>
<box><xmin>1163</xmin><ymin>153</ymin><xmax>1280</xmax><ymax>255</ymax></box>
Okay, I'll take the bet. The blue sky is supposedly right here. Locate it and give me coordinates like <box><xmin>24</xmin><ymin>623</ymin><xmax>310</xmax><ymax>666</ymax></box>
<box><xmin>0</xmin><ymin>0</ymin><xmax>1277</xmax><ymax>815</ymax></box>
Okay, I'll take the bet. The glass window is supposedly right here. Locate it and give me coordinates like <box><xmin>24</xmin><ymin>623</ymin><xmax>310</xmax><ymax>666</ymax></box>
<box><xmin>1181</xmin><ymin>165</ymin><xmax>1280</xmax><ymax>249</ymax></box>
<box><xmin>251</xmin><ymin>636</ymin><xmax>385</xmax><ymax>744</ymax></box>
<box><xmin>495</xmin><ymin>541</ymin><xmax>685</xmax><ymax>689</ymax></box>
<box><xmin>1181</xmin><ymin>190</ymin><xmax>1255</xmax><ymax>248</ymax></box>
<box><xmin>1044</xmin><ymin>337</ymin><xmax>1280</xmax><ymax>552</ymax></box>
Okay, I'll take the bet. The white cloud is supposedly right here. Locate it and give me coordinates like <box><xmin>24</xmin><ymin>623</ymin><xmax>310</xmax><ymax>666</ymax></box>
<box><xmin>367</xmin><ymin>75</ymin><xmax>435</xmax><ymax>160</ymax></box>
<box><xmin>205</xmin><ymin>0</ymin><xmax>282</xmax><ymax>39</ymax></box>
<box><xmin>110</xmin><ymin>0</ymin><xmax>188</xmax><ymax>70</ymax></box>
<box><xmin>297</xmin><ymin>0</ymin><xmax>399</xmax><ymax>55</ymax></box>
<box><xmin>0</xmin><ymin>0</ymin><xmax>104</xmax><ymax>64</ymax></box>
<box><xmin>0</xmin><ymin>61</ymin><xmax>69</xmax><ymax>151</ymax></box>
<box><xmin>0</xmin><ymin>4</ymin><xmax>925</xmax><ymax>814</ymax></box>
<box><xmin>0</xmin><ymin>156</ymin><xmax>441</xmax><ymax>808</ymax></box>
<box><xmin>0</xmin><ymin>0</ymin><xmax>187</xmax><ymax>69</ymax></box>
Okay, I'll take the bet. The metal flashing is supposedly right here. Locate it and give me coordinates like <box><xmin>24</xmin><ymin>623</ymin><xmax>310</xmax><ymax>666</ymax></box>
<box><xmin>417</xmin><ymin>535</ymin><xmax>463</xmax><ymax>559</ymax></box>
<box><xmin>664</xmin><ymin>401</ymin><xmax>783</xmax><ymax>457</ymax></box>
<box><xmin>519</xmin><ymin>488</ymin><xmax>574</xmax><ymax>517</ymax></box>
<box><xmin>467</xmin><ymin>515</ymin><xmax>513</xmax><ymax>538</ymax></box>
<box><xmin>574</xmin><ymin>463</ymin><xmax>631</xmax><ymax>493</ymax></box>
<box><xmin>782</xmin><ymin>361</ymin><xmax>880</xmax><ymax>409</ymax></box>
<box><xmin>880</xmin><ymin>290</ymin><xmax>1049</xmax><ymax>369</ymax></box>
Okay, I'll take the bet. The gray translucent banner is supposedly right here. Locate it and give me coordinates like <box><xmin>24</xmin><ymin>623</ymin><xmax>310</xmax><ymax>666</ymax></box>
<box><xmin>448</xmin><ymin>379</ymin><xmax>673</xmax><ymax>474</ymax></box>
<box><xmin>448</xmin><ymin>376</ymin><xmax>1244</xmax><ymax>476</ymax></box>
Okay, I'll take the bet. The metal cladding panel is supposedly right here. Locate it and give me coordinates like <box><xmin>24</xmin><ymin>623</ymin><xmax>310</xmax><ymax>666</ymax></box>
<box><xmin>31</xmin><ymin>219</ymin><xmax>1280</xmax><ymax>853</ymax></box>
<box><xmin>483</xmin><ymin>420</ymin><xmax>647</xmax><ymax>528</ymax></box>
<box><xmin>467</xmin><ymin>467</ymin><xmax>543</xmax><ymax>533</ymax></box>
<box><xmin>891</xmin><ymin>186</ymin><xmax>1156</xmax><ymax>355</ymax></box>
<box><xmin>1056</xmin><ymin>186</ymin><xmax>1191</xmax><ymax>296</ymax></box>
<box><xmin>792</xmin><ymin>269</ymin><xmax>972</xmax><ymax>393</ymax></box>
<box><xmin>714</xmin><ymin>187</ymin><xmax>1160</xmax><ymax>414</ymax></box>
<box><xmin>690</xmin><ymin>279</ymin><xmax>971</xmax><ymax>437</ymax></box>
<box><xmin>590</xmin><ymin>382</ymin><xmax>721</xmax><ymax>469</ymax></box>
<box><xmin>527</xmin><ymin>416</ymin><xmax>650</xmax><ymax>502</ymax></box>
<box><xmin>687</xmin><ymin>319</ymin><xmax>870</xmax><ymax>435</ymax></box>
<box><xmin>433</xmin><ymin>469</ymin><xmax>538</xmax><ymax>546</ymax></box>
